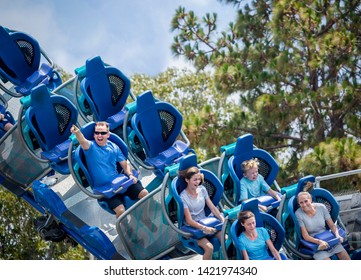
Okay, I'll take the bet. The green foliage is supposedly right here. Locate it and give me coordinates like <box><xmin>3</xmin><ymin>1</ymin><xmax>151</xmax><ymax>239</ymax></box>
<box><xmin>55</xmin><ymin>64</ymin><xmax>74</xmax><ymax>82</ymax></box>
<box><xmin>171</xmin><ymin>0</ymin><xmax>361</xmax><ymax>183</ymax></box>
<box><xmin>298</xmin><ymin>138</ymin><xmax>361</xmax><ymax>192</ymax></box>
<box><xmin>0</xmin><ymin>186</ymin><xmax>88</xmax><ymax>260</ymax></box>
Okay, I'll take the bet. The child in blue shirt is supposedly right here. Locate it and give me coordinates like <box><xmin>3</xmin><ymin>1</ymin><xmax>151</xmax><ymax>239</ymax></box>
<box><xmin>240</xmin><ymin>158</ymin><xmax>280</xmax><ymax>211</ymax></box>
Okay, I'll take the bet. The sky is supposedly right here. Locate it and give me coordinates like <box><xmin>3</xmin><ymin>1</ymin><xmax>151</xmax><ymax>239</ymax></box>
<box><xmin>0</xmin><ymin>0</ymin><xmax>236</xmax><ymax>77</ymax></box>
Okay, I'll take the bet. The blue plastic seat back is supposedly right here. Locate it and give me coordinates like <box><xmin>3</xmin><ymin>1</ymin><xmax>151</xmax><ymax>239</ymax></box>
<box><xmin>0</xmin><ymin>26</ymin><xmax>61</xmax><ymax>96</ymax></box>
<box><xmin>131</xmin><ymin>90</ymin><xmax>189</xmax><ymax>171</ymax></box>
<box><xmin>228</xmin><ymin>134</ymin><xmax>279</xmax><ymax>204</ymax></box>
<box><xmin>0</xmin><ymin>26</ymin><xmax>41</xmax><ymax>85</ymax></box>
<box><xmin>25</xmin><ymin>84</ymin><xmax>78</xmax><ymax>152</ymax></box>
<box><xmin>169</xmin><ymin>154</ymin><xmax>223</xmax><ymax>254</ymax></box>
<box><xmin>230</xmin><ymin>198</ymin><xmax>286</xmax><ymax>259</ymax></box>
<box><xmin>80</xmin><ymin>56</ymin><xmax>131</xmax><ymax>123</ymax></box>
<box><xmin>288</xmin><ymin>175</ymin><xmax>345</xmax><ymax>255</ymax></box>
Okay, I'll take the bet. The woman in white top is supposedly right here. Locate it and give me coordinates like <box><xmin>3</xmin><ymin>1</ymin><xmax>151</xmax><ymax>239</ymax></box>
<box><xmin>296</xmin><ymin>191</ymin><xmax>350</xmax><ymax>260</ymax></box>
<box><xmin>179</xmin><ymin>166</ymin><xmax>224</xmax><ymax>260</ymax></box>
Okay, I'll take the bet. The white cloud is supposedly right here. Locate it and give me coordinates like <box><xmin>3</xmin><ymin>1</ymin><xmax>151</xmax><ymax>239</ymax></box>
<box><xmin>0</xmin><ymin>0</ymin><xmax>236</xmax><ymax>76</ymax></box>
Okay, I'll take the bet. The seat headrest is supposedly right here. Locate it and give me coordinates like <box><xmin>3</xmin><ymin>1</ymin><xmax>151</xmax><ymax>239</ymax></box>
<box><xmin>178</xmin><ymin>154</ymin><xmax>198</xmax><ymax>171</ymax></box>
<box><xmin>234</xmin><ymin>134</ymin><xmax>254</xmax><ymax>158</ymax></box>
<box><xmin>0</xmin><ymin>26</ymin><xmax>10</xmax><ymax>45</ymax></box>
<box><xmin>30</xmin><ymin>83</ymin><xmax>52</xmax><ymax>107</ymax></box>
<box><xmin>241</xmin><ymin>198</ymin><xmax>260</xmax><ymax>214</ymax></box>
<box><xmin>136</xmin><ymin>90</ymin><xmax>156</xmax><ymax>113</ymax></box>
<box><xmin>295</xmin><ymin>175</ymin><xmax>315</xmax><ymax>196</ymax></box>
<box><xmin>80</xmin><ymin>121</ymin><xmax>96</xmax><ymax>140</ymax></box>
<box><xmin>85</xmin><ymin>56</ymin><xmax>105</xmax><ymax>77</ymax></box>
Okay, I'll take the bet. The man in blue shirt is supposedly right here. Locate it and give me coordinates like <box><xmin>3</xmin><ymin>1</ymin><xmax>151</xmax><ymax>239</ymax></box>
<box><xmin>71</xmin><ymin>122</ymin><xmax>148</xmax><ymax>217</ymax></box>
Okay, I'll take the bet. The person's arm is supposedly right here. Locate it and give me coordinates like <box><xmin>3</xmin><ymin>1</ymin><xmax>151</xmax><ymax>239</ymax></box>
<box><xmin>239</xmin><ymin>180</ymin><xmax>248</xmax><ymax>203</ymax></box>
<box><xmin>258</xmin><ymin>204</ymin><xmax>268</xmax><ymax>212</ymax></box>
<box><xmin>326</xmin><ymin>218</ymin><xmax>343</xmax><ymax>243</ymax></box>
<box><xmin>205</xmin><ymin>197</ymin><xmax>224</xmax><ymax>223</ymax></box>
<box><xmin>70</xmin><ymin>125</ymin><xmax>90</xmax><ymax>150</ymax></box>
<box><xmin>119</xmin><ymin>160</ymin><xmax>137</xmax><ymax>184</ymax></box>
<box><xmin>267</xmin><ymin>188</ymin><xmax>281</xmax><ymax>201</ymax></box>
<box><xmin>296</xmin><ymin>209</ymin><xmax>329</xmax><ymax>250</ymax></box>
<box><xmin>300</xmin><ymin>226</ymin><xmax>329</xmax><ymax>250</ymax></box>
<box><xmin>241</xmin><ymin>250</ymin><xmax>250</xmax><ymax>260</ymax></box>
<box><xmin>266</xmin><ymin>239</ymin><xmax>281</xmax><ymax>260</ymax></box>
<box><xmin>183</xmin><ymin>207</ymin><xmax>215</xmax><ymax>234</ymax></box>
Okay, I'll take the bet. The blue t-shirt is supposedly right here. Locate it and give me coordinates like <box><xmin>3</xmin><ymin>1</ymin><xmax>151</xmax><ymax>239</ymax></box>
<box><xmin>238</xmin><ymin>227</ymin><xmax>270</xmax><ymax>260</ymax></box>
<box><xmin>84</xmin><ymin>140</ymin><xmax>126</xmax><ymax>187</ymax></box>
<box><xmin>240</xmin><ymin>174</ymin><xmax>270</xmax><ymax>202</ymax></box>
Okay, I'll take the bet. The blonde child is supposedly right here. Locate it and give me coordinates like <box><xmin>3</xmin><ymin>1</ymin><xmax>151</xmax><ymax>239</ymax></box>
<box><xmin>240</xmin><ymin>158</ymin><xmax>280</xmax><ymax>211</ymax></box>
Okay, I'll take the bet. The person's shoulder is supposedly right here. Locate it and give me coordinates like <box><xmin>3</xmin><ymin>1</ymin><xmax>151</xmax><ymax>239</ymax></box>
<box><xmin>85</xmin><ymin>140</ymin><xmax>96</xmax><ymax>150</ymax></box>
<box><xmin>295</xmin><ymin>207</ymin><xmax>303</xmax><ymax>216</ymax></box>
<box><xmin>107</xmin><ymin>140</ymin><xmax>116</xmax><ymax>147</ymax></box>
<box><xmin>240</xmin><ymin>176</ymin><xmax>249</xmax><ymax>183</ymax></box>
<box><xmin>199</xmin><ymin>185</ymin><xmax>209</xmax><ymax>195</ymax></box>
<box><xmin>180</xmin><ymin>189</ymin><xmax>187</xmax><ymax>198</ymax></box>
<box><xmin>199</xmin><ymin>184</ymin><xmax>207</xmax><ymax>191</ymax></box>
<box><xmin>257</xmin><ymin>227</ymin><xmax>267</xmax><ymax>234</ymax></box>
<box><xmin>107</xmin><ymin>140</ymin><xmax>121</xmax><ymax>150</ymax></box>
<box><xmin>258</xmin><ymin>227</ymin><xmax>270</xmax><ymax>239</ymax></box>
<box><xmin>180</xmin><ymin>189</ymin><xmax>188</xmax><ymax>203</ymax></box>
<box><xmin>239</xmin><ymin>231</ymin><xmax>246</xmax><ymax>241</ymax></box>
<box><xmin>314</xmin><ymin>202</ymin><xmax>327</xmax><ymax>211</ymax></box>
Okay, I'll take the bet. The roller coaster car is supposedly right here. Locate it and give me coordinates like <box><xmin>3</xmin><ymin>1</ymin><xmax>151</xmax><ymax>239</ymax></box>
<box><xmin>0</xmin><ymin>26</ymin><xmax>61</xmax><ymax>96</ymax></box>
<box><xmin>169</xmin><ymin>154</ymin><xmax>224</xmax><ymax>256</ymax></box>
<box><xmin>78</xmin><ymin>56</ymin><xmax>131</xmax><ymax>132</ymax></box>
<box><xmin>288</xmin><ymin>175</ymin><xmax>349</xmax><ymax>258</ymax></box>
<box><xmin>24</xmin><ymin>84</ymin><xmax>78</xmax><ymax>174</ymax></box>
<box><xmin>219</xmin><ymin>133</ymin><xmax>281</xmax><ymax>211</ymax></box>
<box><xmin>71</xmin><ymin>121</ymin><xmax>139</xmax><ymax>214</ymax></box>
<box><xmin>130</xmin><ymin>90</ymin><xmax>193</xmax><ymax>177</ymax></box>
<box><xmin>229</xmin><ymin>198</ymin><xmax>287</xmax><ymax>259</ymax></box>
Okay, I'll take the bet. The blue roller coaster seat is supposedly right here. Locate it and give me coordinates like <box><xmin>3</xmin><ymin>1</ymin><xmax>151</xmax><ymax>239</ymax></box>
<box><xmin>0</xmin><ymin>103</ymin><xmax>15</xmax><ymax>138</ymax></box>
<box><xmin>230</xmin><ymin>198</ymin><xmax>287</xmax><ymax>260</ymax></box>
<box><xmin>131</xmin><ymin>90</ymin><xmax>190</xmax><ymax>173</ymax></box>
<box><xmin>169</xmin><ymin>154</ymin><xmax>224</xmax><ymax>255</ymax></box>
<box><xmin>73</xmin><ymin>122</ymin><xmax>138</xmax><ymax>213</ymax></box>
<box><xmin>25</xmin><ymin>84</ymin><xmax>78</xmax><ymax>174</ymax></box>
<box><xmin>228</xmin><ymin>133</ymin><xmax>281</xmax><ymax>209</ymax></box>
<box><xmin>288</xmin><ymin>175</ymin><xmax>348</xmax><ymax>256</ymax></box>
<box><xmin>80</xmin><ymin>56</ymin><xmax>131</xmax><ymax>130</ymax></box>
<box><xmin>0</xmin><ymin>26</ymin><xmax>61</xmax><ymax>95</ymax></box>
